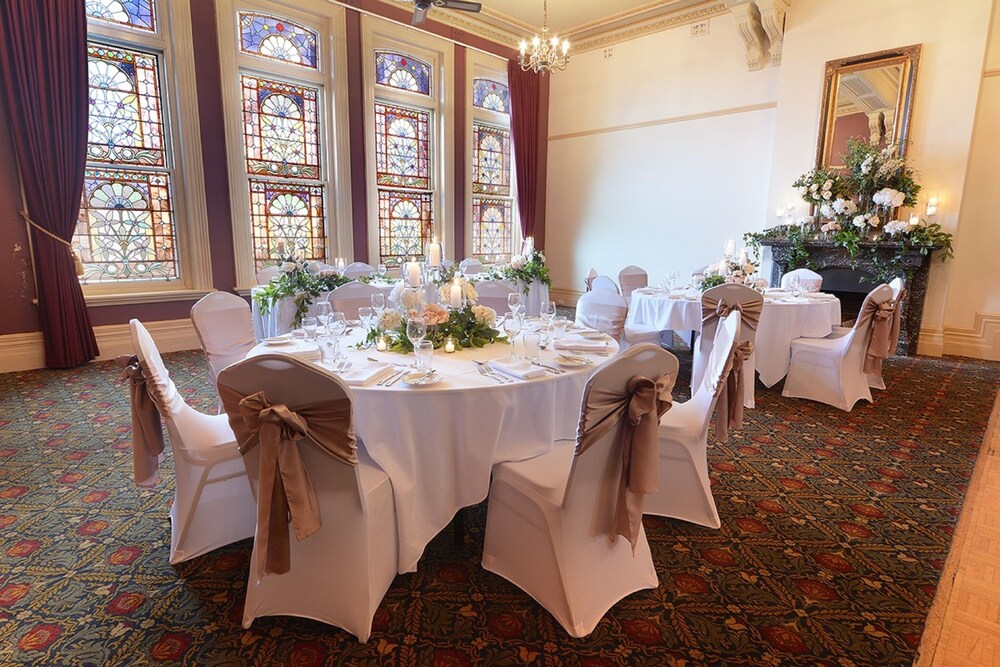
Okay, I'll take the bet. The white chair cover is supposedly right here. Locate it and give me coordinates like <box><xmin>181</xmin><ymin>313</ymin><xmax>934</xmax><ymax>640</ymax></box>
<box><xmin>618</xmin><ymin>265</ymin><xmax>648</xmax><ymax>302</ymax></box>
<box><xmin>584</xmin><ymin>268</ymin><xmax>598</xmax><ymax>291</ymax></box>
<box><xmin>780</xmin><ymin>268</ymin><xmax>823</xmax><ymax>292</ymax></box>
<box><xmin>691</xmin><ymin>265</ymin><xmax>710</xmax><ymax>279</ymax></box>
<box><xmin>328</xmin><ymin>281</ymin><xmax>384</xmax><ymax>319</ymax></box>
<box><xmin>645</xmin><ymin>310</ymin><xmax>742</xmax><ymax>528</ymax></box>
<box><xmin>129</xmin><ymin>319</ymin><xmax>256</xmax><ymax>564</ymax></box>
<box><xmin>782</xmin><ymin>284</ymin><xmax>893</xmax><ymax>411</ymax></box>
<box><xmin>217</xmin><ymin>354</ymin><xmax>397</xmax><ymax>643</ymax></box>
<box><xmin>575</xmin><ymin>290</ymin><xmax>627</xmax><ymax>341</ymax></box>
<box><xmin>474</xmin><ymin>280</ymin><xmax>516</xmax><ymax>314</ymax></box>
<box><xmin>591</xmin><ymin>275</ymin><xmax>620</xmax><ymax>294</ymax></box>
<box><xmin>482</xmin><ymin>344</ymin><xmax>677</xmax><ymax>637</ymax></box>
<box><xmin>190</xmin><ymin>291</ymin><xmax>256</xmax><ymax>389</ymax></box>
<box><xmin>343</xmin><ymin>262</ymin><xmax>376</xmax><ymax>279</ymax></box>
<box><xmin>459</xmin><ymin>258</ymin><xmax>484</xmax><ymax>275</ymax></box>
<box><xmin>256</xmin><ymin>266</ymin><xmax>280</xmax><ymax>285</ymax></box>
<box><xmin>691</xmin><ymin>284</ymin><xmax>763</xmax><ymax>408</ymax></box>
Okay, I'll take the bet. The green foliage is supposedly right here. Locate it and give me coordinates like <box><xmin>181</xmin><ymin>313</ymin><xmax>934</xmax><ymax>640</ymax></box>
<box><xmin>379</xmin><ymin>304</ymin><xmax>506</xmax><ymax>353</ymax></box>
<box><xmin>700</xmin><ymin>274</ymin><xmax>725</xmax><ymax>291</ymax></box>
<box><xmin>486</xmin><ymin>250</ymin><xmax>551</xmax><ymax>293</ymax></box>
<box><xmin>252</xmin><ymin>262</ymin><xmax>350</xmax><ymax>328</ymax></box>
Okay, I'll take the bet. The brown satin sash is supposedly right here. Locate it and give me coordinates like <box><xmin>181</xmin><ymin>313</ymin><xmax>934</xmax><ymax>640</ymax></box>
<box><xmin>701</xmin><ymin>295</ymin><xmax>762</xmax><ymax>334</ymax></box>
<box><xmin>862</xmin><ymin>299</ymin><xmax>896</xmax><ymax>375</ymax></box>
<box><xmin>218</xmin><ymin>386</ymin><xmax>358</xmax><ymax>579</ymax></box>
<box><xmin>577</xmin><ymin>372</ymin><xmax>675</xmax><ymax>551</ymax></box>
<box><xmin>116</xmin><ymin>355</ymin><xmax>166</xmax><ymax>487</ymax></box>
<box><xmin>714</xmin><ymin>341</ymin><xmax>754</xmax><ymax>443</ymax></box>
<box><xmin>887</xmin><ymin>289</ymin><xmax>906</xmax><ymax>357</ymax></box>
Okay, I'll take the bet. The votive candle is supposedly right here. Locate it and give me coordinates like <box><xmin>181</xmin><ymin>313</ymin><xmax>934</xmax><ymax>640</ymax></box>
<box><xmin>444</xmin><ymin>336</ymin><xmax>456</xmax><ymax>353</ymax></box>
<box><xmin>376</xmin><ymin>335</ymin><xmax>387</xmax><ymax>352</ymax></box>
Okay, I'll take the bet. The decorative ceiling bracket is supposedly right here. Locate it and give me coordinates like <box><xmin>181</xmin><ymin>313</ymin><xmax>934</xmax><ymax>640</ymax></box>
<box><xmin>756</xmin><ymin>0</ymin><xmax>790</xmax><ymax>67</ymax></box>
<box><xmin>724</xmin><ymin>0</ymin><xmax>791</xmax><ymax>70</ymax></box>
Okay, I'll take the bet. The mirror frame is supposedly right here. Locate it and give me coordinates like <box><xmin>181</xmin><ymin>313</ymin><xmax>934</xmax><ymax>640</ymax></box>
<box><xmin>816</xmin><ymin>44</ymin><xmax>921</xmax><ymax>169</ymax></box>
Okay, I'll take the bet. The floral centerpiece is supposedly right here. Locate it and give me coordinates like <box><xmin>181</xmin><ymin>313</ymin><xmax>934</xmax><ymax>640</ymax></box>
<box><xmin>481</xmin><ymin>239</ymin><xmax>551</xmax><ymax>294</ymax></box>
<box><xmin>252</xmin><ymin>252</ymin><xmax>350</xmax><ymax>328</ymax></box>
<box><xmin>746</xmin><ymin>139</ymin><xmax>953</xmax><ymax>283</ymax></box>
<box><xmin>362</xmin><ymin>295</ymin><xmax>505</xmax><ymax>352</ymax></box>
<box><xmin>699</xmin><ymin>252</ymin><xmax>767</xmax><ymax>292</ymax></box>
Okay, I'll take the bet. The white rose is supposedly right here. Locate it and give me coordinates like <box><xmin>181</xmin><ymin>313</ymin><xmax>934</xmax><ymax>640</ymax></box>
<box><xmin>809</xmin><ymin>184</ymin><xmax>818</xmax><ymax>192</ymax></box>
<box><xmin>471</xmin><ymin>304</ymin><xmax>496</xmax><ymax>326</ymax></box>
<box><xmin>852</xmin><ymin>215</ymin><xmax>867</xmax><ymax>229</ymax></box>
<box><xmin>819</xmin><ymin>204</ymin><xmax>834</xmax><ymax>219</ymax></box>
<box><xmin>510</xmin><ymin>254</ymin><xmax>526</xmax><ymax>270</ymax></box>
<box><xmin>537</xmin><ymin>252</ymin><xmax>545</xmax><ymax>263</ymax></box>
<box><xmin>822</xmin><ymin>190</ymin><xmax>832</xmax><ymax>200</ymax></box>
<box><xmin>400</xmin><ymin>290</ymin><xmax>423</xmax><ymax>310</ymax></box>
<box><xmin>868</xmin><ymin>214</ymin><xmax>881</xmax><ymax>227</ymax></box>
<box><xmin>823</xmin><ymin>179</ymin><xmax>833</xmax><ymax>190</ymax></box>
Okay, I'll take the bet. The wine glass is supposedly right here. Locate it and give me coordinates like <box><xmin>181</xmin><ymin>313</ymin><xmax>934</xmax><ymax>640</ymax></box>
<box><xmin>314</xmin><ymin>301</ymin><xmax>332</xmax><ymax>334</ymax></box>
<box><xmin>377</xmin><ymin>263</ymin><xmax>388</xmax><ymax>280</ymax></box>
<box><xmin>789</xmin><ymin>275</ymin><xmax>801</xmax><ymax>297</ymax></box>
<box><xmin>507</xmin><ymin>292</ymin><xmax>522</xmax><ymax>315</ymax></box>
<box><xmin>540</xmin><ymin>300</ymin><xmax>556</xmax><ymax>325</ymax></box>
<box><xmin>358</xmin><ymin>306</ymin><xmax>374</xmax><ymax>333</ymax></box>
<box><xmin>504</xmin><ymin>311</ymin><xmax>522</xmax><ymax>359</ymax></box>
<box><xmin>406</xmin><ymin>317</ymin><xmax>427</xmax><ymax>365</ymax></box>
<box><xmin>371</xmin><ymin>292</ymin><xmax>386</xmax><ymax>318</ymax></box>
<box><xmin>328</xmin><ymin>311</ymin><xmax>347</xmax><ymax>360</ymax></box>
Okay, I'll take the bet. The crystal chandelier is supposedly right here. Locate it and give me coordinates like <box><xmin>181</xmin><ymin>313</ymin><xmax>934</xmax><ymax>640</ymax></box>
<box><xmin>517</xmin><ymin>0</ymin><xmax>569</xmax><ymax>74</ymax></box>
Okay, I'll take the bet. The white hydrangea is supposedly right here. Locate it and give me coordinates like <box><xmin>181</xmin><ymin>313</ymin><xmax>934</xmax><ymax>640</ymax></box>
<box><xmin>400</xmin><ymin>289</ymin><xmax>423</xmax><ymax>310</ymax></box>
<box><xmin>883</xmin><ymin>220</ymin><xmax>911</xmax><ymax>236</ymax></box>
<box><xmin>379</xmin><ymin>310</ymin><xmax>402</xmax><ymax>330</ymax></box>
<box><xmin>831</xmin><ymin>198</ymin><xmax>857</xmax><ymax>215</ymax></box>
<box><xmin>852</xmin><ymin>215</ymin><xmax>867</xmax><ymax>229</ymax></box>
<box><xmin>510</xmin><ymin>254</ymin><xmax>526</xmax><ymax>270</ymax></box>
<box><xmin>873</xmin><ymin>187</ymin><xmax>905</xmax><ymax>208</ymax></box>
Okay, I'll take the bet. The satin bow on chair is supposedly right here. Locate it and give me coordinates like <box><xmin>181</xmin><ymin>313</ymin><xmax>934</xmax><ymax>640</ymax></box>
<box><xmin>862</xmin><ymin>300</ymin><xmax>897</xmax><ymax>375</ymax></box>
<box><xmin>577</xmin><ymin>373</ymin><xmax>676</xmax><ymax>550</ymax></box>
<box><xmin>116</xmin><ymin>355</ymin><xmax>166</xmax><ymax>487</ymax></box>
<box><xmin>219</xmin><ymin>388</ymin><xmax>357</xmax><ymax>578</ymax></box>
<box><xmin>701</xmin><ymin>296</ymin><xmax>762</xmax><ymax>333</ymax></box>
<box><xmin>714</xmin><ymin>341</ymin><xmax>754</xmax><ymax>443</ymax></box>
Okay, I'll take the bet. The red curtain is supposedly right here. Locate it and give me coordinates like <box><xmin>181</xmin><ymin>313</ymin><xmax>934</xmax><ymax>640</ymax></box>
<box><xmin>507</xmin><ymin>61</ymin><xmax>541</xmax><ymax>242</ymax></box>
<box><xmin>0</xmin><ymin>0</ymin><xmax>99</xmax><ymax>368</ymax></box>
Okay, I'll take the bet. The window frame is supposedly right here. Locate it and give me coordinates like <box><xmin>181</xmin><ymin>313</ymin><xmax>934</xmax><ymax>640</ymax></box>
<box><xmin>79</xmin><ymin>0</ymin><xmax>213</xmax><ymax>304</ymax></box>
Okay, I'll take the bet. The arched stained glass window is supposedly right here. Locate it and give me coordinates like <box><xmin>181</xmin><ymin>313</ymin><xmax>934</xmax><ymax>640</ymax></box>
<box><xmin>86</xmin><ymin>44</ymin><xmax>165</xmax><ymax>167</ymax></box>
<box><xmin>472</xmin><ymin>123</ymin><xmax>510</xmax><ymax>196</ymax></box>
<box><xmin>241</xmin><ymin>75</ymin><xmax>321</xmax><ymax>179</ymax></box>
<box><xmin>375</xmin><ymin>103</ymin><xmax>430</xmax><ymax>189</ymax></box>
<box><xmin>472</xmin><ymin>197</ymin><xmax>513</xmax><ymax>265</ymax></box>
<box><xmin>250</xmin><ymin>180</ymin><xmax>326</xmax><ymax>266</ymax></box>
<box><xmin>378</xmin><ymin>190</ymin><xmax>432</xmax><ymax>268</ymax></box>
<box><xmin>375</xmin><ymin>51</ymin><xmax>431</xmax><ymax>95</ymax></box>
<box><xmin>85</xmin><ymin>0</ymin><xmax>155</xmax><ymax>32</ymax></box>
<box><xmin>239</xmin><ymin>12</ymin><xmax>318</xmax><ymax>69</ymax></box>
<box><xmin>472</xmin><ymin>78</ymin><xmax>509</xmax><ymax>114</ymax></box>
<box><xmin>74</xmin><ymin>168</ymin><xmax>176</xmax><ymax>281</ymax></box>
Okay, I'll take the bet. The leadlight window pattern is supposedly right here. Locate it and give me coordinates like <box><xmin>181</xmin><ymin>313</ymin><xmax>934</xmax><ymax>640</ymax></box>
<box><xmin>375</xmin><ymin>51</ymin><xmax>431</xmax><ymax>95</ymax></box>
<box><xmin>375</xmin><ymin>103</ymin><xmax>430</xmax><ymax>189</ymax></box>
<box><xmin>85</xmin><ymin>0</ymin><xmax>155</xmax><ymax>32</ymax></box>
<box><xmin>472</xmin><ymin>197</ymin><xmax>513</xmax><ymax>265</ymax></box>
<box><xmin>241</xmin><ymin>75</ymin><xmax>321</xmax><ymax>179</ymax></box>
<box><xmin>472</xmin><ymin>78</ymin><xmax>509</xmax><ymax>114</ymax></box>
<box><xmin>249</xmin><ymin>180</ymin><xmax>326</xmax><ymax>268</ymax></box>
<box><xmin>472</xmin><ymin>123</ymin><xmax>510</xmax><ymax>196</ymax></box>
<box><xmin>378</xmin><ymin>190</ymin><xmax>432</xmax><ymax>268</ymax></box>
<box><xmin>86</xmin><ymin>44</ymin><xmax>165</xmax><ymax>167</ymax></box>
<box><xmin>75</xmin><ymin>168</ymin><xmax>177</xmax><ymax>281</ymax></box>
<box><xmin>239</xmin><ymin>12</ymin><xmax>318</xmax><ymax>68</ymax></box>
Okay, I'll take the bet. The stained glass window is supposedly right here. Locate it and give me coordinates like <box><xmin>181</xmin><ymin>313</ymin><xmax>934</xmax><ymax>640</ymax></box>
<box><xmin>376</xmin><ymin>103</ymin><xmax>430</xmax><ymax>189</ymax></box>
<box><xmin>74</xmin><ymin>168</ymin><xmax>176</xmax><ymax>281</ymax></box>
<box><xmin>378</xmin><ymin>190</ymin><xmax>432</xmax><ymax>268</ymax></box>
<box><xmin>375</xmin><ymin>51</ymin><xmax>431</xmax><ymax>95</ymax></box>
<box><xmin>241</xmin><ymin>76</ymin><xmax>321</xmax><ymax>179</ymax></box>
<box><xmin>85</xmin><ymin>0</ymin><xmax>155</xmax><ymax>32</ymax></box>
<box><xmin>472</xmin><ymin>197</ymin><xmax>513</xmax><ymax>265</ymax></box>
<box><xmin>86</xmin><ymin>44</ymin><xmax>165</xmax><ymax>167</ymax></box>
<box><xmin>239</xmin><ymin>13</ymin><xmax>318</xmax><ymax>68</ymax></box>
<box><xmin>249</xmin><ymin>180</ymin><xmax>326</xmax><ymax>269</ymax></box>
<box><xmin>472</xmin><ymin>123</ymin><xmax>510</xmax><ymax>196</ymax></box>
<box><xmin>472</xmin><ymin>78</ymin><xmax>509</xmax><ymax>114</ymax></box>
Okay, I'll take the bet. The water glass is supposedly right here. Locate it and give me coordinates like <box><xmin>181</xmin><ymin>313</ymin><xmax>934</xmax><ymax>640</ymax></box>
<box><xmin>406</xmin><ymin>317</ymin><xmax>427</xmax><ymax>364</ymax></box>
<box><xmin>540</xmin><ymin>300</ymin><xmax>556</xmax><ymax>325</ymax></box>
<box><xmin>319</xmin><ymin>334</ymin><xmax>338</xmax><ymax>365</ymax></box>
<box><xmin>358</xmin><ymin>306</ymin><xmax>374</xmax><ymax>331</ymax></box>
<box><xmin>302</xmin><ymin>316</ymin><xmax>319</xmax><ymax>341</ymax></box>
<box><xmin>371</xmin><ymin>292</ymin><xmax>386</xmax><ymax>318</ymax></box>
<box><xmin>551</xmin><ymin>315</ymin><xmax>568</xmax><ymax>341</ymax></box>
<box><xmin>523</xmin><ymin>330</ymin><xmax>541</xmax><ymax>361</ymax></box>
<box><xmin>789</xmin><ymin>275</ymin><xmax>801</xmax><ymax>296</ymax></box>
<box><xmin>414</xmin><ymin>340</ymin><xmax>434</xmax><ymax>371</ymax></box>
<box><xmin>507</xmin><ymin>292</ymin><xmax>522</xmax><ymax>314</ymax></box>
<box><xmin>314</xmin><ymin>301</ymin><xmax>332</xmax><ymax>333</ymax></box>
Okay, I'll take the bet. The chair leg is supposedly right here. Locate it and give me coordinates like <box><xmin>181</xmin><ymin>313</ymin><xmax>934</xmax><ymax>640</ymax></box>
<box><xmin>452</xmin><ymin>508</ymin><xmax>465</xmax><ymax>550</ymax></box>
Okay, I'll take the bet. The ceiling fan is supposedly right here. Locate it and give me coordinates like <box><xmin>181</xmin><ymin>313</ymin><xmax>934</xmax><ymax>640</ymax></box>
<box><xmin>411</xmin><ymin>0</ymin><xmax>482</xmax><ymax>26</ymax></box>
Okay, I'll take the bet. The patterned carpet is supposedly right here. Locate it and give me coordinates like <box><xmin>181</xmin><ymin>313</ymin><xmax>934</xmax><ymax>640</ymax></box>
<box><xmin>0</xmin><ymin>348</ymin><xmax>998</xmax><ymax>666</ymax></box>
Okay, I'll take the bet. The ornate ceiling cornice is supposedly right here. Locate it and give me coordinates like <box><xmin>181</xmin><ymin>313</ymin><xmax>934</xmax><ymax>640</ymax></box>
<box><xmin>570</xmin><ymin>2</ymin><xmax>729</xmax><ymax>53</ymax></box>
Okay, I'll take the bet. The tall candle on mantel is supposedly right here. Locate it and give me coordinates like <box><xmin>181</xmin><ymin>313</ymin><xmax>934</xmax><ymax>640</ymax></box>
<box><xmin>738</xmin><ymin>247</ymin><xmax>748</xmax><ymax>265</ymax></box>
<box><xmin>428</xmin><ymin>237</ymin><xmax>442</xmax><ymax>267</ymax></box>
<box><xmin>524</xmin><ymin>237</ymin><xmax>534</xmax><ymax>255</ymax></box>
<box><xmin>724</xmin><ymin>239</ymin><xmax>735</xmax><ymax>258</ymax></box>
<box><xmin>406</xmin><ymin>257</ymin><xmax>421</xmax><ymax>287</ymax></box>
<box><xmin>450</xmin><ymin>278</ymin><xmax>462</xmax><ymax>309</ymax></box>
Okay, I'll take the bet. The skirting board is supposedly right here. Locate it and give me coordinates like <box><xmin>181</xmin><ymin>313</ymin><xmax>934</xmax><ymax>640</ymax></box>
<box><xmin>0</xmin><ymin>318</ymin><xmax>201</xmax><ymax>373</ymax></box>
<box><xmin>550</xmin><ymin>287</ymin><xmax>583</xmax><ymax>308</ymax></box>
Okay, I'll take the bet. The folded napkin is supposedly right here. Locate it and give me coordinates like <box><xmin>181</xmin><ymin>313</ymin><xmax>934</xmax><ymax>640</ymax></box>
<box><xmin>635</xmin><ymin>287</ymin><xmax>658</xmax><ymax>295</ymax></box>
<box><xmin>337</xmin><ymin>362</ymin><xmax>395</xmax><ymax>386</ymax></box>
<box><xmin>807</xmin><ymin>293</ymin><xmax>837</xmax><ymax>300</ymax></box>
<box><xmin>490</xmin><ymin>357</ymin><xmax>545</xmax><ymax>380</ymax></box>
<box><xmin>554</xmin><ymin>339</ymin><xmax>609</xmax><ymax>352</ymax></box>
<box><xmin>765</xmin><ymin>288</ymin><xmax>791</xmax><ymax>294</ymax></box>
<box><xmin>277</xmin><ymin>342</ymin><xmax>320</xmax><ymax>361</ymax></box>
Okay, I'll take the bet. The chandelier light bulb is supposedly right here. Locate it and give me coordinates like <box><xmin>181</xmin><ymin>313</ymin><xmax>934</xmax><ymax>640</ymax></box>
<box><xmin>518</xmin><ymin>0</ymin><xmax>570</xmax><ymax>75</ymax></box>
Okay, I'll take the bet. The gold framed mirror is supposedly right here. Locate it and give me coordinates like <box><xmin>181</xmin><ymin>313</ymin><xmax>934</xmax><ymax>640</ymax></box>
<box><xmin>816</xmin><ymin>44</ymin><xmax>921</xmax><ymax>169</ymax></box>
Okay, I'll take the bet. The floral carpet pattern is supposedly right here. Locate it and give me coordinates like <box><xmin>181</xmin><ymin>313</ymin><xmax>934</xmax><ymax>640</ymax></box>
<box><xmin>0</xmin><ymin>349</ymin><xmax>997</xmax><ymax>666</ymax></box>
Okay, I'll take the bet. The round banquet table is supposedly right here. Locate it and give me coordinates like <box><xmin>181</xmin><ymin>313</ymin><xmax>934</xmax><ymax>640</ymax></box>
<box><xmin>625</xmin><ymin>288</ymin><xmax>841</xmax><ymax>392</ymax></box>
<box><xmin>246</xmin><ymin>327</ymin><xmax>617</xmax><ymax>573</ymax></box>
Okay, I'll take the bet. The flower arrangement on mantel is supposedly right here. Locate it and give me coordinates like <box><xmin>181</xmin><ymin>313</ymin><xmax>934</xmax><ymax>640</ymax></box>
<box><xmin>745</xmin><ymin>138</ymin><xmax>954</xmax><ymax>283</ymax></box>
<box><xmin>252</xmin><ymin>253</ymin><xmax>350</xmax><ymax>328</ymax></box>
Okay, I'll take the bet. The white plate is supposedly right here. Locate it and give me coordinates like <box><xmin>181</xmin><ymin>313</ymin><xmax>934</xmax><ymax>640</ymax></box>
<box><xmin>577</xmin><ymin>330</ymin><xmax>606</xmax><ymax>340</ymax></box>
<box><xmin>263</xmin><ymin>337</ymin><xmax>294</xmax><ymax>346</ymax></box>
<box><xmin>554</xmin><ymin>355</ymin><xmax>590</xmax><ymax>368</ymax></box>
<box><xmin>401</xmin><ymin>371</ymin><xmax>442</xmax><ymax>387</ymax></box>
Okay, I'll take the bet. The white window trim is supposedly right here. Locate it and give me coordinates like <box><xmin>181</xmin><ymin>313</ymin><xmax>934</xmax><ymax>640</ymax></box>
<box><xmin>362</xmin><ymin>16</ymin><xmax>455</xmax><ymax>266</ymax></box>
<box><xmin>216</xmin><ymin>0</ymin><xmax>352</xmax><ymax>290</ymax></box>
<box><xmin>465</xmin><ymin>50</ymin><xmax>520</xmax><ymax>262</ymax></box>
<box><xmin>81</xmin><ymin>0</ymin><xmax>213</xmax><ymax>304</ymax></box>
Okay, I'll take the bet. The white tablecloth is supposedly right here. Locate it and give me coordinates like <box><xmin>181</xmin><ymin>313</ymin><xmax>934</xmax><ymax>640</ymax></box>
<box><xmin>247</xmin><ymin>330</ymin><xmax>615</xmax><ymax>573</ymax></box>
<box><xmin>626</xmin><ymin>290</ymin><xmax>841</xmax><ymax>388</ymax></box>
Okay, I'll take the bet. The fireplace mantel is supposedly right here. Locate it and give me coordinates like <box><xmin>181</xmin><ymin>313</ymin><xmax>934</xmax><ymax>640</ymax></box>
<box><xmin>759</xmin><ymin>239</ymin><xmax>939</xmax><ymax>355</ymax></box>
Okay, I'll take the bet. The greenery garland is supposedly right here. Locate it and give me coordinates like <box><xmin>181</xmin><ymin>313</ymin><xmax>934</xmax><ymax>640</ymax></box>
<box><xmin>252</xmin><ymin>260</ymin><xmax>351</xmax><ymax>328</ymax></box>
<box><xmin>482</xmin><ymin>249</ymin><xmax>551</xmax><ymax>293</ymax></box>
<box><xmin>362</xmin><ymin>303</ymin><xmax>506</xmax><ymax>352</ymax></box>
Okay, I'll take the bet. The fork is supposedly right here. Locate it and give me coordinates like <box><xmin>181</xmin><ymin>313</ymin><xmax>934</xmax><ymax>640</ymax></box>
<box><xmin>475</xmin><ymin>360</ymin><xmax>510</xmax><ymax>384</ymax></box>
<box><xmin>531</xmin><ymin>361</ymin><xmax>564</xmax><ymax>374</ymax></box>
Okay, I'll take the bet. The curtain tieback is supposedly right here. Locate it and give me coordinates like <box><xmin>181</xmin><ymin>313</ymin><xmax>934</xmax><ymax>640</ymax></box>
<box><xmin>19</xmin><ymin>209</ymin><xmax>84</xmax><ymax>276</ymax></box>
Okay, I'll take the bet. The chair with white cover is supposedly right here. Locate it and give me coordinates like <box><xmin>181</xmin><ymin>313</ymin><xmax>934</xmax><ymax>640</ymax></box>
<box><xmin>482</xmin><ymin>343</ymin><xmax>676</xmax><ymax>637</ymax></box>
<box><xmin>256</xmin><ymin>265</ymin><xmax>280</xmax><ymax>285</ymax></box>
<box><xmin>328</xmin><ymin>281</ymin><xmax>384</xmax><ymax>319</ymax></box>
<box><xmin>190</xmin><ymin>291</ymin><xmax>256</xmax><ymax>389</ymax></box>
<box><xmin>459</xmin><ymin>257</ymin><xmax>484</xmax><ymax>275</ymax></box>
<box><xmin>780</xmin><ymin>268</ymin><xmax>823</xmax><ymax>292</ymax></box>
<box><xmin>584</xmin><ymin>268</ymin><xmax>598</xmax><ymax>292</ymax></box>
<box><xmin>217</xmin><ymin>354</ymin><xmax>397</xmax><ymax>642</ymax></box>
<box><xmin>782</xmin><ymin>283</ymin><xmax>894</xmax><ymax>411</ymax></box>
<box><xmin>591</xmin><ymin>275</ymin><xmax>620</xmax><ymax>294</ymax></box>
<box><xmin>690</xmin><ymin>284</ymin><xmax>763</xmax><ymax>407</ymax></box>
<box><xmin>343</xmin><ymin>262</ymin><xmax>376</xmax><ymax>279</ymax></box>
<box><xmin>645</xmin><ymin>311</ymin><xmax>742</xmax><ymax>528</ymax></box>
<box><xmin>691</xmin><ymin>265</ymin><xmax>710</xmax><ymax>279</ymax></box>
<box><xmin>127</xmin><ymin>319</ymin><xmax>256</xmax><ymax>564</ymax></box>
<box><xmin>618</xmin><ymin>265</ymin><xmax>648</xmax><ymax>303</ymax></box>
<box><xmin>474</xmin><ymin>280</ymin><xmax>515</xmax><ymax>313</ymax></box>
<box><xmin>575</xmin><ymin>290</ymin><xmax>660</xmax><ymax>348</ymax></box>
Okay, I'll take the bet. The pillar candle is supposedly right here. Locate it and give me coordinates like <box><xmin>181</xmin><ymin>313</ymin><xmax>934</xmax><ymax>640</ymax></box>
<box><xmin>909</xmin><ymin>213</ymin><xmax>920</xmax><ymax>227</ymax></box>
<box><xmin>450</xmin><ymin>278</ymin><xmax>462</xmax><ymax>309</ymax></box>
<box><xmin>524</xmin><ymin>237</ymin><xmax>534</xmax><ymax>255</ymax></box>
<box><xmin>428</xmin><ymin>238</ymin><xmax>442</xmax><ymax>267</ymax></box>
<box><xmin>738</xmin><ymin>248</ymin><xmax>748</xmax><ymax>265</ymax></box>
<box><xmin>406</xmin><ymin>258</ymin><xmax>421</xmax><ymax>287</ymax></box>
<box><xmin>724</xmin><ymin>239</ymin><xmax>735</xmax><ymax>258</ymax></box>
